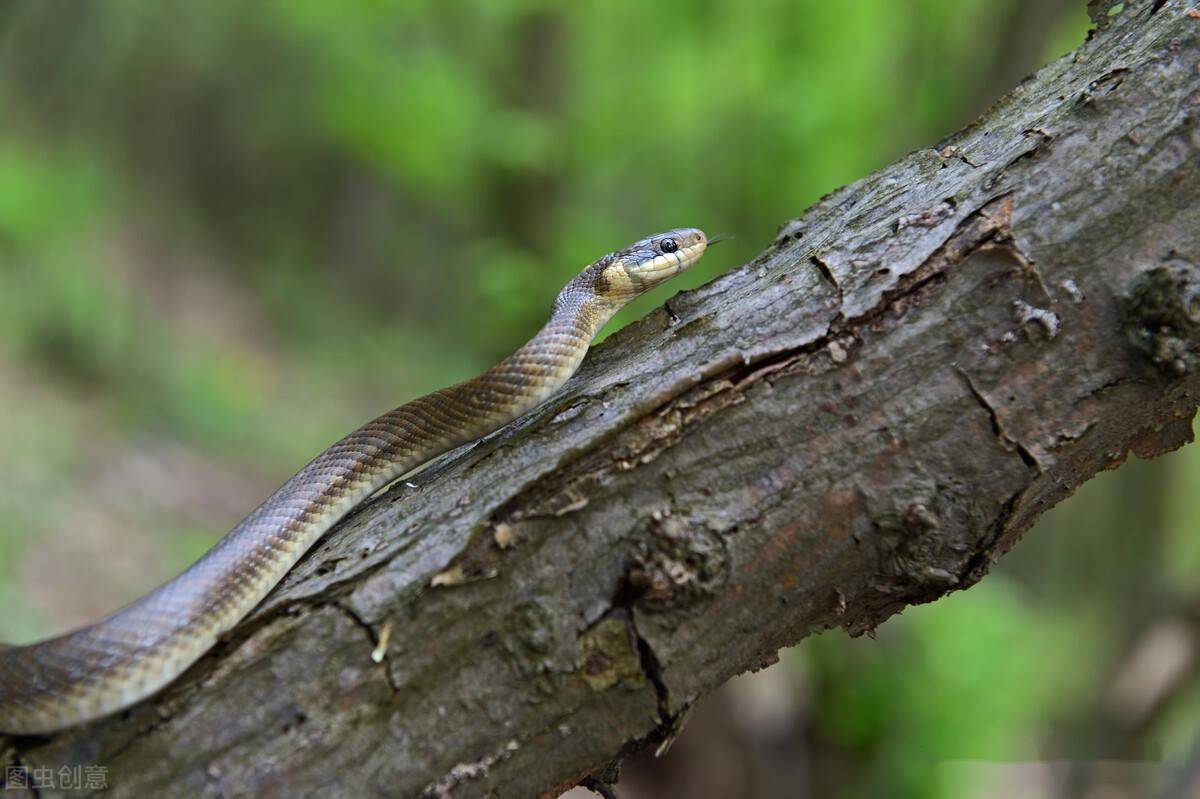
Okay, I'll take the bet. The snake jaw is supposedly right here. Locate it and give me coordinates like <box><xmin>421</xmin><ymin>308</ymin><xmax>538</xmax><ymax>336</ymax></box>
<box><xmin>633</xmin><ymin>241</ymin><xmax>708</xmax><ymax>280</ymax></box>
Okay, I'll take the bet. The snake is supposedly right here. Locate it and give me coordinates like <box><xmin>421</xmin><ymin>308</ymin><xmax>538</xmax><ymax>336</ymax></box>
<box><xmin>0</xmin><ymin>228</ymin><xmax>710</xmax><ymax>734</ymax></box>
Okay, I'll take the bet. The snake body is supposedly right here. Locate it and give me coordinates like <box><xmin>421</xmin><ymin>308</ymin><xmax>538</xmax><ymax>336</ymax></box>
<box><xmin>0</xmin><ymin>229</ymin><xmax>709</xmax><ymax>734</ymax></box>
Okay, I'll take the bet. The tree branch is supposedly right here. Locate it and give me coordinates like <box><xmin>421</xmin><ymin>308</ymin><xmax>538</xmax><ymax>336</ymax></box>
<box><xmin>5</xmin><ymin>2</ymin><xmax>1200</xmax><ymax>796</ymax></box>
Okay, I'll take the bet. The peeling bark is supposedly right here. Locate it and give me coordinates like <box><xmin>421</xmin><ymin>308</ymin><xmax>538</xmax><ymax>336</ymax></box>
<box><xmin>4</xmin><ymin>2</ymin><xmax>1200</xmax><ymax>797</ymax></box>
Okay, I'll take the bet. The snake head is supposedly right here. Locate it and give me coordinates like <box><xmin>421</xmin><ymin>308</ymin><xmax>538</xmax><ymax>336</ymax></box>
<box><xmin>555</xmin><ymin>228</ymin><xmax>710</xmax><ymax>325</ymax></box>
<box><xmin>601</xmin><ymin>227</ymin><xmax>709</xmax><ymax>298</ymax></box>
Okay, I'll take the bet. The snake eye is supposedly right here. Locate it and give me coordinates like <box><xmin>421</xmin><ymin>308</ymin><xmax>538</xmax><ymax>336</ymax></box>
<box><xmin>660</xmin><ymin>238</ymin><xmax>678</xmax><ymax>254</ymax></box>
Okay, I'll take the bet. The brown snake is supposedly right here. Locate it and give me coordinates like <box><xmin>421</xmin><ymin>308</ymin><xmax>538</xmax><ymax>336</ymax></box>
<box><xmin>0</xmin><ymin>229</ymin><xmax>709</xmax><ymax>734</ymax></box>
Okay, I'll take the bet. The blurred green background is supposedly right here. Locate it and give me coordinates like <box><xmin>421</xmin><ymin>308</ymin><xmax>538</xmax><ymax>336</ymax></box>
<box><xmin>1</xmin><ymin>2</ymin><xmax>1196</xmax><ymax>798</ymax></box>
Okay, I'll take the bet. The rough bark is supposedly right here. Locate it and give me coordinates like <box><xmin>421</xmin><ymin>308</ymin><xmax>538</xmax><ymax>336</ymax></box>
<box><xmin>4</xmin><ymin>2</ymin><xmax>1200</xmax><ymax>797</ymax></box>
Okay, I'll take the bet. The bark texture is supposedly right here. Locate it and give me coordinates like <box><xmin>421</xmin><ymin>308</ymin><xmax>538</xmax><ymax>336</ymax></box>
<box><xmin>5</xmin><ymin>2</ymin><xmax>1200</xmax><ymax>796</ymax></box>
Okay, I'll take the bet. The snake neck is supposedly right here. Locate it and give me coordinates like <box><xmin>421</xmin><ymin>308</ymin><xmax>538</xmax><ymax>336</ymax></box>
<box><xmin>476</xmin><ymin>284</ymin><xmax>613</xmax><ymax>404</ymax></box>
<box><xmin>550</xmin><ymin>281</ymin><xmax>616</xmax><ymax>339</ymax></box>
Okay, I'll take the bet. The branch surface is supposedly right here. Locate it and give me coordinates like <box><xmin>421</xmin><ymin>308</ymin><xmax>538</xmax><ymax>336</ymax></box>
<box><xmin>5</xmin><ymin>2</ymin><xmax>1200</xmax><ymax>796</ymax></box>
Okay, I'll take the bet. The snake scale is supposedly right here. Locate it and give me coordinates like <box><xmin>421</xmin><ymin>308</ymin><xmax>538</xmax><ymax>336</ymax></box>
<box><xmin>0</xmin><ymin>228</ymin><xmax>709</xmax><ymax>734</ymax></box>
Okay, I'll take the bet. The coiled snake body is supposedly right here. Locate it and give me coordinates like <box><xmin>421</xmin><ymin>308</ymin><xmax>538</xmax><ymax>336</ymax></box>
<box><xmin>0</xmin><ymin>228</ymin><xmax>709</xmax><ymax>734</ymax></box>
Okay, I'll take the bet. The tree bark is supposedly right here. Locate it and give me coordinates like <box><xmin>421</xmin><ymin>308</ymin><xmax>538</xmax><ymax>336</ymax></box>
<box><xmin>5</xmin><ymin>2</ymin><xmax>1200</xmax><ymax>797</ymax></box>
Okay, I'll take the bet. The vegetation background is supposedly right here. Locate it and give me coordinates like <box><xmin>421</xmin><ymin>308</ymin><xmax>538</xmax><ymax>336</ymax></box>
<box><xmin>1</xmin><ymin>2</ymin><xmax>1196</xmax><ymax>797</ymax></box>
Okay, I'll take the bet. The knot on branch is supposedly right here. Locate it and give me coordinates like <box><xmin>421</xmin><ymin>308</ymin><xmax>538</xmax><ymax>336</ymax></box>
<box><xmin>1125</xmin><ymin>254</ymin><xmax>1200</xmax><ymax>376</ymax></box>
<box><xmin>624</xmin><ymin>509</ymin><xmax>727</xmax><ymax>611</ymax></box>
<box><xmin>873</xmin><ymin>499</ymin><xmax>961</xmax><ymax>592</ymax></box>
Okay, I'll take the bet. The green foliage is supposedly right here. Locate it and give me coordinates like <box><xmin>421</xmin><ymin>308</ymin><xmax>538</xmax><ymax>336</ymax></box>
<box><xmin>1165</xmin><ymin>441</ymin><xmax>1200</xmax><ymax>593</ymax></box>
<box><xmin>809</xmin><ymin>577</ymin><xmax>1101</xmax><ymax>799</ymax></box>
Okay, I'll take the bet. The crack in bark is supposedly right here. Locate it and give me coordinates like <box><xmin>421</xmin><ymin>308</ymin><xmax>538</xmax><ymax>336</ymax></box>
<box><xmin>809</xmin><ymin>253</ymin><xmax>843</xmax><ymax>303</ymax></box>
<box><xmin>984</xmin><ymin>128</ymin><xmax>1055</xmax><ymax>191</ymax></box>
<box><xmin>627</xmin><ymin>614</ymin><xmax>671</xmax><ymax>729</ymax></box>
<box><xmin>957</xmin><ymin>366</ymin><xmax>1043</xmax><ymax>472</ymax></box>
<box><xmin>958</xmin><ymin>487</ymin><xmax>1026</xmax><ymax>586</ymax></box>
<box><xmin>334</xmin><ymin>601</ymin><xmax>400</xmax><ymax>696</ymax></box>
